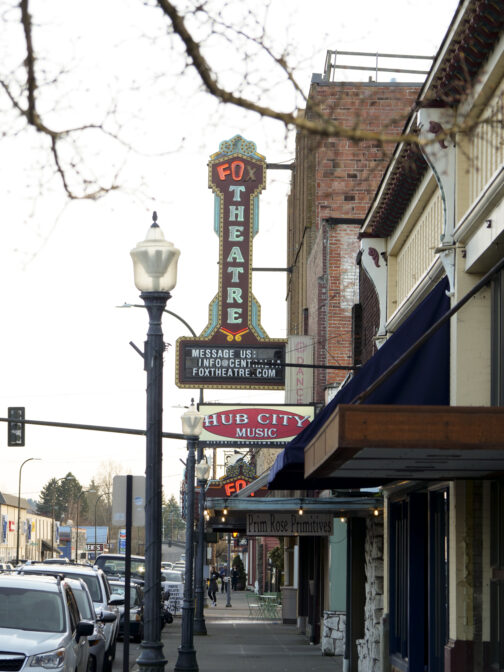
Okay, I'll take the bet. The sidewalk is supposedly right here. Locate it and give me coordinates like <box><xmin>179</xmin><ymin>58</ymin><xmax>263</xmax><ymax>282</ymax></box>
<box><xmin>159</xmin><ymin>590</ymin><xmax>342</xmax><ymax>672</ymax></box>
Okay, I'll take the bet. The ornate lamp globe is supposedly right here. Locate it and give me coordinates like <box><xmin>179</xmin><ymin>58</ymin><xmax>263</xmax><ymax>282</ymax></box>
<box><xmin>181</xmin><ymin>401</ymin><xmax>204</xmax><ymax>437</ymax></box>
<box><xmin>130</xmin><ymin>212</ymin><xmax>180</xmax><ymax>293</ymax></box>
<box><xmin>195</xmin><ymin>457</ymin><xmax>211</xmax><ymax>481</ymax></box>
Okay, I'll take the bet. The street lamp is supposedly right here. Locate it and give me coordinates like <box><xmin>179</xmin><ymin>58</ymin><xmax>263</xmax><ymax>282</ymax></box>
<box><xmin>194</xmin><ymin>455</ymin><xmax>211</xmax><ymax>635</ymax></box>
<box><xmin>119</xmin><ymin>301</ymin><xmax>209</xmax><ymax>630</ymax></box>
<box><xmin>131</xmin><ymin>212</ymin><xmax>180</xmax><ymax>672</ymax></box>
<box><xmin>226</xmin><ymin>533</ymin><xmax>232</xmax><ymax>608</ymax></box>
<box><xmin>174</xmin><ymin>401</ymin><xmax>204</xmax><ymax>672</ymax></box>
<box><xmin>16</xmin><ymin>458</ymin><xmax>40</xmax><ymax>564</ymax></box>
<box><xmin>75</xmin><ymin>489</ymin><xmax>96</xmax><ymax>563</ymax></box>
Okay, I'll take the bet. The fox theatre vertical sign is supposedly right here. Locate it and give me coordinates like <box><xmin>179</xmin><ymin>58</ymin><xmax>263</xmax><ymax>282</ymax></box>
<box><xmin>176</xmin><ymin>135</ymin><xmax>286</xmax><ymax>389</ymax></box>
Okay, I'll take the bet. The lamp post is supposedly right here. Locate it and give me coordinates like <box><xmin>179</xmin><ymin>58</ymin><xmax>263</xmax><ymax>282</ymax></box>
<box><xmin>16</xmin><ymin>458</ymin><xmax>40</xmax><ymax>565</ymax></box>
<box><xmin>131</xmin><ymin>212</ymin><xmax>180</xmax><ymax>672</ymax></box>
<box><xmin>121</xmin><ymin>265</ymin><xmax>209</xmax><ymax>639</ymax></box>
<box><xmin>75</xmin><ymin>489</ymin><xmax>96</xmax><ymax>563</ymax></box>
<box><xmin>194</xmin><ymin>456</ymin><xmax>211</xmax><ymax>635</ymax></box>
<box><xmin>226</xmin><ymin>533</ymin><xmax>232</xmax><ymax>607</ymax></box>
<box><xmin>94</xmin><ymin>492</ymin><xmax>109</xmax><ymax>561</ymax></box>
<box><xmin>175</xmin><ymin>402</ymin><xmax>203</xmax><ymax>672</ymax></box>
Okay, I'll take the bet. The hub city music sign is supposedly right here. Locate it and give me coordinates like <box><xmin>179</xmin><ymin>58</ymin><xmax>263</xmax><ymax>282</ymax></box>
<box><xmin>176</xmin><ymin>135</ymin><xmax>287</xmax><ymax>390</ymax></box>
<box><xmin>199</xmin><ymin>404</ymin><xmax>315</xmax><ymax>446</ymax></box>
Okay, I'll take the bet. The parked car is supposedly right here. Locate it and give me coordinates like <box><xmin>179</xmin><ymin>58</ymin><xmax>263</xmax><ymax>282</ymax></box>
<box><xmin>66</xmin><ymin>577</ymin><xmax>117</xmax><ymax>672</ymax></box>
<box><xmin>94</xmin><ymin>553</ymin><xmax>146</xmax><ymax>583</ymax></box>
<box><xmin>43</xmin><ymin>556</ymin><xmax>70</xmax><ymax>564</ymax></box>
<box><xmin>17</xmin><ymin>562</ymin><xmax>121</xmax><ymax>672</ymax></box>
<box><xmin>0</xmin><ymin>562</ymin><xmax>14</xmax><ymax>572</ymax></box>
<box><xmin>161</xmin><ymin>561</ymin><xmax>173</xmax><ymax>570</ymax></box>
<box><xmin>108</xmin><ymin>579</ymin><xmax>144</xmax><ymax>642</ymax></box>
<box><xmin>0</xmin><ymin>573</ymin><xmax>93</xmax><ymax>672</ymax></box>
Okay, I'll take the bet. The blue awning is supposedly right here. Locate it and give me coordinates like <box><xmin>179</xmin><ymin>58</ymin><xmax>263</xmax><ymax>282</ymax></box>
<box><xmin>268</xmin><ymin>277</ymin><xmax>450</xmax><ymax>490</ymax></box>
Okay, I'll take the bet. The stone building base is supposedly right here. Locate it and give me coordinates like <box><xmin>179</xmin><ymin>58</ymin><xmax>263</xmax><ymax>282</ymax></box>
<box><xmin>322</xmin><ymin>610</ymin><xmax>346</xmax><ymax>656</ymax></box>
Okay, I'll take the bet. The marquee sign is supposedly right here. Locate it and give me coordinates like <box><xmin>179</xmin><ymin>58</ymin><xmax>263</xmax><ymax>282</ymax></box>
<box><xmin>199</xmin><ymin>404</ymin><xmax>315</xmax><ymax>445</ymax></box>
<box><xmin>176</xmin><ymin>135</ymin><xmax>287</xmax><ymax>389</ymax></box>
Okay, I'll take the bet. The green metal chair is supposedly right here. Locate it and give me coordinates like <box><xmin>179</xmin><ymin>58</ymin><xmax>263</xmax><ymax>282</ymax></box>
<box><xmin>246</xmin><ymin>591</ymin><xmax>263</xmax><ymax>619</ymax></box>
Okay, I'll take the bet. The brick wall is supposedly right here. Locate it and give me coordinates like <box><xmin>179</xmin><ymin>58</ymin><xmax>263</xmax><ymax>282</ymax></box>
<box><xmin>288</xmin><ymin>81</ymin><xmax>420</xmax><ymax>402</ymax></box>
<box><xmin>308</xmin><ymin>82</ymin><xmax>420</xmax><ymax>226</ymax></box>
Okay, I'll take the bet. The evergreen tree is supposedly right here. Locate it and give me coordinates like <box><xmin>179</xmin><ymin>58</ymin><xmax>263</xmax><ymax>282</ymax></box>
<box><xmin>37</xmin><ymin>473</ymin><xmax>85</xmax><ymax>524</ymax></box>
<box><xmin>163</xmin><ymin>494</ymin><xmax>185</xmax><ymax>542</ymax></box>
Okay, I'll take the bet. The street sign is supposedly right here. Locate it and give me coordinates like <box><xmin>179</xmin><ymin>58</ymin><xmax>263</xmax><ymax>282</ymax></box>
<box><xmin>118</xmin><ymin>529</ymin><xmax>126</xmax><ymax>554</ymax></box>
<box><xmin>86</xmin><ymin>543</ymin><xmax>104</xmax><ymax>552</ymax></box>
<box><xmin>112</xmin><ymin>475</ymin><xmax>145</xmax><ymax>527</ymax></box>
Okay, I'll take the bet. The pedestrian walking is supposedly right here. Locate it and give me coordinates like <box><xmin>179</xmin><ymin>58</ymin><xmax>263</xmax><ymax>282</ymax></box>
<box><xmin>208</xmin><ymin>566</ymin><xmax>219</xmax><ymax>606</ymax></box>
<box><xmin>231</xmin><ymin>566</ymin><xmax>239</xmax><ymax>590</ymax></box>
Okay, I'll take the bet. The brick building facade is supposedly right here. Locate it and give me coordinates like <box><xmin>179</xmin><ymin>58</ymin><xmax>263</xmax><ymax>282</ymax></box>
<box><xmin>287</xmin><ymin>80</ymin><xmax>420</xmax><ymax>402</ymax></box>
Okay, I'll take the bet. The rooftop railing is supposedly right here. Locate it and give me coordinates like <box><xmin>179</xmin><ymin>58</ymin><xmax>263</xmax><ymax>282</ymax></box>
<box><xmin>322</xmin><ymin>50</ymin><xmax>434</xmax><ymax>82</ymax></box>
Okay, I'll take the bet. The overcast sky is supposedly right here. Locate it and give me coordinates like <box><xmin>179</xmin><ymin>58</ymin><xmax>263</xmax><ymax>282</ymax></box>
<box><xmin>0</xmin><ymin>0</ymin><xmax>460</xmax><ymax>503</ymax></box>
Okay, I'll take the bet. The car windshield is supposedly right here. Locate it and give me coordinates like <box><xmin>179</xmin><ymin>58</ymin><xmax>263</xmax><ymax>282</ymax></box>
<box><xmin>72</xmin><ymin>588</ymin><xmax>94</xmax><ymax>620</ymax></box>
<box><xmin>0</xmin><ymin>588</ymin><xmax>64</xmax><ymax>632</ymax></box>
<box><xmin>109</xmin><ymin>583</ymin><xmax>141</xmax><ymax>607</ymax></box>
<box><xmin>71</xmin><ymin>574</ymin><xmax>102</xmax><ymax>602</ymax></box>
<box><xmin>97</xmin><ymin>557</ymin><xmax>145</xmax><ymax>581</ymax></box>
<box><xmin>163</xmin><ymin>572</ymin><xmax>183</xmax><ymax>582</ymax></box>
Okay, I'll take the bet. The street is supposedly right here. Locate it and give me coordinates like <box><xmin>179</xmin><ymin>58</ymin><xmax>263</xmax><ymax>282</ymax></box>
<box><xmin>112</xmin><ymin>591</ymin><xmax>343</xmax><ymax>672</ymax></box>
<box><xmin>113</xmin><ymin>542</ymin><xmax>184</xmax><ymax>672</ymax></box>
<box><xmin>112</xmin><ymin>636</ymin><xmax>141</xmax><ymax>672</ymax></box>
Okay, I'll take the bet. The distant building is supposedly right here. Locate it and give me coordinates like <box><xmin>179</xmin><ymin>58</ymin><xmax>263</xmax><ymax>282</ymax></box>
<box><xmin>0</xmin><ymin>492</ymin><xmax>57</xmax><ymax>562</ymax></box>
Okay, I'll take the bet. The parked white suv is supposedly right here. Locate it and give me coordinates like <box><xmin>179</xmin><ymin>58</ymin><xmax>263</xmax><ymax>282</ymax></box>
<box><xmin>0</xmin><ymin>573</ymin><xmax>93</xmax><ymax>672</ymax></box>
<box><xmin>18</xmin><ymin>563</ymin><xmax>121</xmax><ymax>672</ymax></box>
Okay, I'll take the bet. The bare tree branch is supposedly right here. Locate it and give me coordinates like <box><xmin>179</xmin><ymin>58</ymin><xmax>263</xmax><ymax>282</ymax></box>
<box><xmin>156</xmin><ymin>0</ymin><xmax>495</xmax><ymax>150</ymax></box>
<box><xmin>0</xmin><ymin>0</ymin><xmax>123</xmax><ymax>199</ymax></box>
<box><xmin>0</xmin><ymin>0</ymin><xmax>500</xmax><ymax>206</ymax></box>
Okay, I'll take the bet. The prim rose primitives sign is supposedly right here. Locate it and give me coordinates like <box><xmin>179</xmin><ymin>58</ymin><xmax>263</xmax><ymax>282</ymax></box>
<box><xmin>176</xmin><ymin>135</ymin><xmax>286</xmax><ymax>390</ymax></box>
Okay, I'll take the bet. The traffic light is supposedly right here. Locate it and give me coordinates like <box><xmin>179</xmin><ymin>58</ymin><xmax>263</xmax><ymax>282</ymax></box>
<box><xmin>8</xmin><ymin>407</ymin><xmax>25</xmax><ymax>447</ymax></box>
<box><xmin>232</xmin><ymin>531</ymin><xmax>239</xmax><ymax>539</ymax></box>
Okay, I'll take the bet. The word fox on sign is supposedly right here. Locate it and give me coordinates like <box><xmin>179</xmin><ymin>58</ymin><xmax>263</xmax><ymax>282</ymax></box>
<box><xmin>176</xmin><ymin>135</ymin><xmax>286</xmax><ymax>390</ymax></box>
